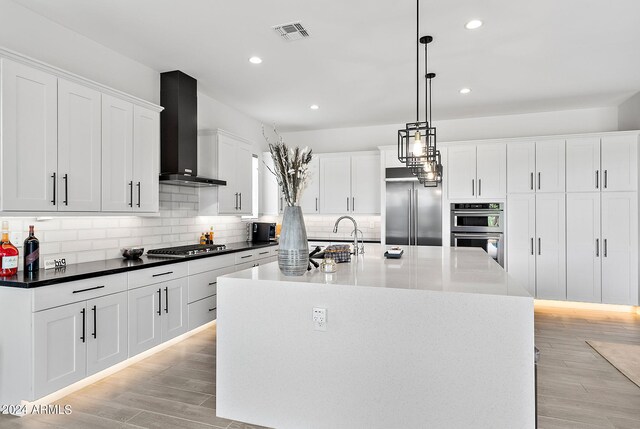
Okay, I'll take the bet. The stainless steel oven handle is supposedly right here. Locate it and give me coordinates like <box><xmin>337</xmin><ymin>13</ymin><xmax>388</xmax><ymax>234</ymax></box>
<box><xmin>451</xmin><ymin>233</ymin><xmax>503</xmax><ymax>239</ymax></box>
<box><xmin>451</xmin><ymin>210</ymin><xmax>504</xmax><ymax>215</ymax></box>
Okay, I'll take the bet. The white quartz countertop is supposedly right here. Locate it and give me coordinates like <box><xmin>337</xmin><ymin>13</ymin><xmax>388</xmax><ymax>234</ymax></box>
<box><xmin>223</xmin><ymin>244</ymin><xmax>531</xmax><ymax>298</ymax></box>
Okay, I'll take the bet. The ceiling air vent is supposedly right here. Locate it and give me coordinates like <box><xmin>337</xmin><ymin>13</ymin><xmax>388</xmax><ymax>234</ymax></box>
<box><xmin>272</xmin><ymin>22</ymin><xmax>310</xmax><ymax>41</ymax></box>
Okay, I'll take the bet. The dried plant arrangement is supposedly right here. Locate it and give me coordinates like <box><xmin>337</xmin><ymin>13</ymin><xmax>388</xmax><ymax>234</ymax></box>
<box><xmin>263</xmin><ymin>124</ymin><xmax>313</xmax><ymax>207</ymax></box>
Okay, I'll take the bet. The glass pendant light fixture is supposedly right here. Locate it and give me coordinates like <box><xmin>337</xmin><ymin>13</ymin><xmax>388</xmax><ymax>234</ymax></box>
<box><xmin>397</xmin><ymin>0</ymin><xmax>442</xmax><ymax>187</ymax></box>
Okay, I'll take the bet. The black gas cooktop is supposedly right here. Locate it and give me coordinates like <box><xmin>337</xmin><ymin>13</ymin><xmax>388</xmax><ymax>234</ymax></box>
<box><xmin>146</xmin><ymin>244</ymin><xmax>227</xmax><ymax>258</ymax></box>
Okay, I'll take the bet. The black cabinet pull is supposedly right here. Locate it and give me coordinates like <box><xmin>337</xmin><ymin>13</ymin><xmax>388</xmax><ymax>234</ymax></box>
<box><xmin>538</xmin><ymin>238</ymin><xmax>541</xmax><ymax>255</ymax></box>
<box><xmin>136</xmin><ymin>182</ymin><xmax>141</xmax><ymax>208</ymax></box>
<box><xmin>530</xmin><ymin>237</ymin><xmax>534</xmax><ymax>255</ymax></box>
<box><xmin>239</xmin><ymin>192</ymin><xmax>242</xmax><ymax>211</ymax></box>
<box><xmin>157</xmin><ymin>288</ymin><xmax>162</xmax><ymax>316</ymax></box>
<box><xmin>603</xmin><ymin>239</ymin><xmax>608</xmax><ymax>257</ymax></box>
<box><xmin>240</xmin><ymin>254</ymin><xmax>253</xmax><ymax>259</ymax></box>
<box><xmin>208</xmin><ymin>281</ymin><xmax>217</xmax><ymax>286</ymax></box>
<box><xmin>316</xmin><ymin>197</ymin><xmax>318</xmax><ymax>211</ymax></box>
<box><xmin>80</xmin><ymin>308</ymin><xmax>86</xmax><ymax>343</ymax></box>
<box><xmin>259</xmin><ymin>251</ymin><xmax>269</xmax><ymax>255</ymax></box>
<box><xmin>352</xmin><ymin>197</ymin><xmax>355</xmax><ymax>212</ymax></box>
<box><xmin>129</xmin><ymin>181</ymin><xmax>134</xmax><ymax>207</ymax></box>
<box><xmin>51</xmin><ymin>172</ymin><xmax>56</xmax><ymax>205</ymax></box>
<box><xmin>595</xmin><ymin>171</ymin><xmax>599</xmax><ymax>189</ymax></box>
<box><xmin>208</xmin><ymin>308</ymin><xmax>216</xmax><ymax>312</ymax></box>
<box><xmin>604</xmin><ymin>170</ymin><xmax>608</xmax><ymax>189</ymax></box>
<box><xmin>596</xmin><ymin>238</ymin><xmax>599</xmax><ymax>257</ymax></box>
<box><xmin>530</xmin><ymin>172</ymin><xmax>533</xmax><ymax>190</ymax></box>
<box><xmin>72</xmin><ymin>285</ymin><xmax>105</xmax><ymax>294</ymax></box>
<box><xmin>63</xmin><ymin>174</ymin><xmax>69</xmax><ymax>206</ymax></box>
<box><xmin>347</xmin><ymin>197</ymin><xmax>349</xmax><ymax>211</ymax></box>
<box><xmin>472</xmin><ymin>179</ymin><xmax>475</xmax><ymax>196</ymax></box>
<box><xmin>164</xmin><ymin>287</ymin><xmax>169</xmax><ymax>314</ymax></box>
<box><xmin>92</xmin><ymin>305</ymin><xmax>97</xmax><ymax>339</ymax></box>
<box><xmin>152</xmin><ymin>271</ymin><xmax>173</xmax><ymax>277</ymax></box>
<box><xmin>537</xmin><ymin>173</ymin><xmax>541</xmax><ymax>190</ymax></box>
<box><xmin>234</xmin><ymin>193</ymin><xmax>238</xmax><ymax>210</ymax></box>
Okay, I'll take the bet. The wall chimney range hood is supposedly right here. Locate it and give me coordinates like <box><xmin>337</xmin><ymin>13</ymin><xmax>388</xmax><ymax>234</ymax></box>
<box><xmin>159</xmin><ymin>70</ymin><xmax>226</xmax><ymax>187</ymax></box>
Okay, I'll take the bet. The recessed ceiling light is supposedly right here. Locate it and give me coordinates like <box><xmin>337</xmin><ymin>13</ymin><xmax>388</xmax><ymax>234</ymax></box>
<box><xmin>310</xmin><ymin>104</ymin><xmax>319</xmax><ymax>110</ymax></box>
<box><xmin>248</xmin><ymin>56</ymin><xmax>262</xmax><ymax>64</ymax></box>
<box><xmin>459</xmin><ymin>88</ymin><xmax>472</xmax><ymax>94</ymax></box>
<box><xmin>465</xmin><ymin>20</ymin><xmax>483</xmax><ymax>30</ymax></box>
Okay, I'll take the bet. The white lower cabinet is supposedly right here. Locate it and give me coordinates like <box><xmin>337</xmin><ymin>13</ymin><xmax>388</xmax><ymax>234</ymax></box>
<box><xmin>566</xmin><ymin>193</ymin><xmax>601</xmax><ymax>303</ymax></box>
<box><xmin>161</xmin><ymin>279</ymin><xmax>189</xmax><ymax>342</ymax></box>
<box><xmin>506</xmin><ymin>194</ymin><xmax>536</xmax><ymax>297</ymax></box>
<box><xmin>188</xmin><ymin>295</ymin><xmax>218</xmax><ymax>330</ymax></box>
<box><xmin>601</xmin><ymin>192</ymin><xmax>638</xmax><ymax>304</ymax></box>
<box><xmin>87</xmin><ymin>292</ymin><xmax>128</xmax><ymax>375</ymax></box>
<box><xmin>535</xmin><ymin>193</ymin><xmax>566</xmax><ymax>300</ymax></box>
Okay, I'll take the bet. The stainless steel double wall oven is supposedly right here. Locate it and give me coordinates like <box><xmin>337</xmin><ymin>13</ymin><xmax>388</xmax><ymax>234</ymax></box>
<box><xmin>450</xmin><ymin>202</ymin><xmax>504</xmax><ymax>267</ymax></box>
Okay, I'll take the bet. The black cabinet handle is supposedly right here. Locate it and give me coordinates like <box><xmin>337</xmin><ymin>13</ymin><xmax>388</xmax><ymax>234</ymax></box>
<box><xmin>164</xmin><ymin>287</ymin><xmax>169</xmax><ymax>314</ymax></box>
<box><xmin>347</xmin><ymin>197</ymin><xmax>349</xmax><ymax>211</ymax></box>
<box><xmin>157</xmin><ymin>289</ymin><xmax>162</xmax><ymax>316</ymax></box>
<box><xmin>51</xmin><ymin>172</ymin><xmax>56</xmax><ymax>205</ymax></box>
<box><xmin>208</xmin><ymin>281</ymin><xmax>217</xmax><ymax>286</ymax></box>
<box><xmin>538</xmin><ymin>173</ymin><xmax>541</xmax><ymax>190</ymax></box>
<box><xmin>316</xmin><ymin>197</ymin><xmax>318</xmax><ymax>212</ymax></box>
<box><xmin>478</xmin><ymin>179</ymin><xmax>482</xmax><ymax>196</ymax></box>
<box><xmin>92</xmin><ymin>305</ymin><xmax>97</xmax><ymax>339</ymax></box>
<box><xmin>152</xmin><ymin>271</ymin><xmax>173</xmax><ymax>277</ymax></box>
<box><xmin>63</xmin><ymin>174</ymin><xmax>69</xmax><ymax>206</ymax></box>
<box><xmin>129</xmin><ymin>181</ymin><xmax>133</xmax><ymax>207</ymax></box>
<box><xmin>241</xmin><ymin>254</ymin><xmax>253</xmax><ymax>259</ymax></box>
<box><xmin>234</xmin><ymin>193</ymin><xmax>238</xmax><ymax>210</ymax></box>
<box><xmin>80</xmin><ymin>308</ymin><xmax>86</xmax><ymax>343</ymax></box>
<box><xmin>136</xmin><ymin>182</ymin><xmax>141</xmax><ymax>208</ymax></box>
<box><xmin>596</xmin><ymin>238</ymin><xmax>599</xmax><ymax>257</ymax></box>
<box><xmin>530</xmin><ymin>172</ymin><xmax>533</xmax><ymax>190</ymax></box>
<box><xmin>472</xmin><ymin>179</ymin><xmax>475</xmax><ymax>196</ymax></box>
<box><xmin>604</xmin><ymin>170</ymin><xmax>608</xmax><ymax>189</ymax></box>
<box><xmin>239</xmin><ymin>193</ymin><xmax>242</xmax><ymax>211</ymax></box>
<box><xmin>208</xmin><ymin>308</ymin><xmax>216</xmax><ymax>312</ymax></box>
<box><xmin>73</xmin><ymin>285</ymin><xmax>105</xmax><ymax>294</ymax></box>
<box><xmin>604</xmin><ymin>239</ymin><xmax>608</xmax><ymax>257</ymax></box>
<box><xmin>538</xmin><ymin>238</ymin><xmax>541</xmax><ymax>255</ymax></box>
<box><xmin>259</xmin><ymin>251</ymin><xmax>269</xmax><ymax>255</ymax></box>
<box><xmin>595</xmin><ymin>171</ymin><xmax>599</xmax><ymax>189</ymax></box>
<box><xmin>530</xmin><ymin>237</ymin><xmax>534</xmax><ymax>255</ymax></box>
<box><xmin>352</xmin><ymin>197</ymin><xmax>355</xmax><ymax>212</ymax></box>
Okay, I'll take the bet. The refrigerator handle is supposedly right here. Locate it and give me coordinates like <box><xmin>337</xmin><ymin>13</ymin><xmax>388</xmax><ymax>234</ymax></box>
<box><xmin>414</xmin><ymin>189</ymin><xmax>419</xmax><ymax>245</ymax></box>
<box><xmin>408</xmin><ymin>188</ymin><xmax>412</xmax><ymax>246</ymax></box>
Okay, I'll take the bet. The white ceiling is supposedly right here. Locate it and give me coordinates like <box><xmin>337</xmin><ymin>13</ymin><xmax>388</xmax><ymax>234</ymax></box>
<box><xmin>12</xmin><ymin>0</ymin><xmax>640</xmax><ymax>131</ymax></box>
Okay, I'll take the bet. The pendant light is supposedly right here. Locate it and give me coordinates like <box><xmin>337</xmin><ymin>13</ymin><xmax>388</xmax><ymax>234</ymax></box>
<box><xmin>397</xmin><ymin>0</ymin><xmax>442</xmax><ymax>187</ymax></box>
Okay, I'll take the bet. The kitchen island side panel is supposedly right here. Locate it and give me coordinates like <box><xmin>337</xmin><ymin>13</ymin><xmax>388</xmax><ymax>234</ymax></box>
<box><xmin>216</xmin><ymin>277</ymin><xmax>534</xmax><ymax>429</ymax></box>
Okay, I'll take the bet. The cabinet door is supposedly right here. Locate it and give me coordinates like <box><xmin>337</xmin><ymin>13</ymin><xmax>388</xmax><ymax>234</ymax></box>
<box><xmin>566</xmin><ymin>137</ymin><xmax>601</xmax><ymax>192</ymax></box>
<box><xmin>128</xmin><ymin>285</ymin><xmax>162</xmax><ymax>357</ymax></box>
<box><xmin>566</xmin><ymin>193</ymin><xmax>601</xmax><ymax>303</ymax></box>
<box><xmin>57</xmin><ymin>79</ymin><xmax>102</xmax><ymax>212</ymax></box>
<box><xmin>133</xmin><ymin>105</ymin><xmax>160</xmax><ymax>212</ymax></box>
<box><xmin>476</xmin><ymin>143</ymin><xmax>506</xmax><ymax>199</ymax></box>
<box><xmin>601</xmin><ymin>135</ymin><xmax>638</xmax><ymax>192</ymax></box>
<box><xmin>351</xmin><ymin>153</ymin><xmax>380</xmax><ymax>214</ymax></box>
<box><xmin>87</xmin><ymin>292</ymin><xmax>128</xmax><ymax>375</ymax></box>
<box><xmin>319</xmin><ymin>155</ymin><xmax>352</xmax><ymax>214</ymax></box>
<box><xmin>447</xmin><ymin>146</ymin><xmax>477</xmax><ymax>199</ymax></box>
<box><xmin>506</xmin><ymin>194</ymin><xmax>536</xmax><ymax>297</ymax></box>
<box><xmin>162</xmin><ymin>278</ymin><xmax>189</xmax><ymax>341</ymax></box>
<box><xmin>601</xmin><ymin>192</ymin><xmax>638</xmax><ymax>305</ymax></box>
<box><xmin>217</xmin><ymin>134</ymin><xmax>238</xmax><ymax>214</ymax></box>
<box><xmin>300</xmin><ymin>156</ymin><xmax>320</xmax><ymax>214</ymax></box>
<box><xmin>535</xmin><ymin>193</ymin><xmax>566</xmax><ymax>300</ymax></box>
<box><xmin>1</xmin><ymin>59</ymin><xmax>58</xmax><ymax>211</ymax></box>
<box><xmin>507</xmin><ymin>142</ymin><xmax>535</xmax><ymax>194</ymax></box>
<box><xmin>102</xmin><ymin>95</ymin><xmax>134</xmax><ymax>212</ymax></box>
<box><xmin>260</xmin><ymin>152</ymin><xmax>280</xmax><ymax>215</ymax></box>
<box><xmin>535</xmin><ymin>139</ymin><xmax>565</xmax><ymax>193</ymax></box>
<box><xmin>34</xmin><ymin>302</ymin><xmax>87</xmax><ymax>398</ymax></box>
<box><xmin>235</xmin><ymin>142</ymin><xmax>253</xmax><ymax>215</ymax></box>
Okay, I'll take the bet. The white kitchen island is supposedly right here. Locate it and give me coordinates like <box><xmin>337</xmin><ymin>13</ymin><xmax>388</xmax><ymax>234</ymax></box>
<box><xmin>216</xmin><ymin>245</ymin><xmax>535</xmax><ymax>429</ymax></box>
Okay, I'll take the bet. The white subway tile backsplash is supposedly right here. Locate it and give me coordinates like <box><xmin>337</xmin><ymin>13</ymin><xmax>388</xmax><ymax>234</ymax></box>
<box><xmin>78</xmin><ymin>229</ymin><xmax>107</xmax><ymax>240</ymax></box>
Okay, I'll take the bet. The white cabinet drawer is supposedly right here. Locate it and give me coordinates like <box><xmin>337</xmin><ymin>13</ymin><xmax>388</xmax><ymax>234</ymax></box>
<box><xmin>128</xmin><ymin>263</ymin><xmax>188</xmax><ymax>290</ymax></box>
<box><xmin>270</xmin><ymin>246</ymin><xmax>279</xmax><ymax>256</ymax></box>
<box><xmin>188</xmin><ymin>266</ymin><xmax>235</xmax><ymax>303</ymax></box>
<box><xmin>33</xmin><ymin>273</ymin><xmax>127</xmax><ymax>312</ymax></box>
<box><xmin>235</xmin><ymin>250</ymin><xmax>258</xmax><ymax>264</ymax></box>
<box><xmin>188</xmin><ymin>295</ymin><xmax>217</xmax><ymax>330</ymax></box>
<box><xmin>188</xmin><ymin>254</ymin><xmax>236</xmax><ymax>275</ymax></box>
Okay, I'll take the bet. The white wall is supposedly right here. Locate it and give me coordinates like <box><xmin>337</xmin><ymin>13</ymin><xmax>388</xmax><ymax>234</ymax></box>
<box><xmin>618</xmin><ymin>92</ymin><xmax>640</xmax><ymax>131</ymax></box>
<box><xmin>0</xmin><ymin>0</ymin><xmax>159</xmax><ymax>103</ymax></box>
<box><xmin>282</xmin><ymin>107</ymin><xmax>619</xmax><ymax>152</ymax></box>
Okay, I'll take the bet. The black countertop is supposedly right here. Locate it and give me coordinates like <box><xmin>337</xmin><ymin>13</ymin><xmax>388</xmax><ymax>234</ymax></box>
<box><xmin>308</xmin><ymin>238</ymin><xmax>381</xmax><ymax>244</ymax></box>
<box><xmin>0</xmin><ymin>241</ymin><xmax>278</xmax><ymax>289</ymax></box>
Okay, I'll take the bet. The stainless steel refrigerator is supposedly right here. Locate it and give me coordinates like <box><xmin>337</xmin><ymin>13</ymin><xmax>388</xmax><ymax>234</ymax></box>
<box><xmin>385</xmin><ymin>168</ymin><xmax>442</xmax><ymax>246</ymax></box>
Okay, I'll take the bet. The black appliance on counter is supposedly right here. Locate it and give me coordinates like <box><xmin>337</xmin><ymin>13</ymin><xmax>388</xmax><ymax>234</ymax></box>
<box><xmin>147</xmin><ymin>244</ymin><xmax>227</xmax><ymax>258</ymax></box>
<box><xmin>252</xmin><ymin>222</ymin><xmax>277</xmax><ymax>243</ymax></box>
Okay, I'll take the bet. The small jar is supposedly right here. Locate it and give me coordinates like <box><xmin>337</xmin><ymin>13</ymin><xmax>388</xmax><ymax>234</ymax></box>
<box><xmin>321</xmin><ymin>257</ymin><xmax>337</xmax><ymax>273</ymax></box>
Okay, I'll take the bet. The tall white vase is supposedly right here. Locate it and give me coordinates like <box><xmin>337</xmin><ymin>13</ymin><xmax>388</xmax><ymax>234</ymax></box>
<box><xmin>278</xmin><ymin>206</ymin><xmax>309</xmax><ymax>276</ymax></box>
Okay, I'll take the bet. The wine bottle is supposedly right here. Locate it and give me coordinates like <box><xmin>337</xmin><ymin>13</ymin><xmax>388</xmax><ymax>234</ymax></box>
<box><xmin>0</xmin><ymin>221</ymin><xmax>19</xmax><ymax>277</ymax></box>
<box><xmin>24</xmin><ymin>225</ymin><xmax>39</xmax><ymax>273</ymax></box>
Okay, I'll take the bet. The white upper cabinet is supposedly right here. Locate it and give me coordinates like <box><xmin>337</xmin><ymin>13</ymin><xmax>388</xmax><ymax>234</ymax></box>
<box><xmin>351</xmin><ymin>153</ymin><xmax>380</xmax><ymax>214</ymax></box>
<box><xmin>300</xmin><ymin>156</ymin><xmax>320</xmax><ymax>214</ymax></box>
<box><xmin>476</xmin><ymin>143</ymin><xmax>506</xmax><ymax>199</ymax></box>
<box><xmin>566</xmin><ymin>137</ymin><xmax>601</xmax><ymax>192</ymax></box>
<box><xmin>506</xmin><ymin>142</ymin><xmax>536</xmax><ymax>194</ymax></box>
<box><xmin>1</xmin><ymin>59</ymin><xmax>58</xmax><ymax>211</ymax></box>
<box><xmin>447</xmin><ymin>145</ymin><xmax>477</xmax><ymax>199</ymax></box>
<box><xmin>535</xmin><ymin>193</ymin><xmax>566</xmax><ymax>300</ymax></box>
<box><xmin>320</xmin><ymin>155</ymin><xmax>351</xmax><ymax>214</ymax></box>
<box><xmin>101</xmin><ymin>95</ymin><xmax>134</xmax><ymax>212</ymax></box>
<box><xmin>58</xmin><ymin>79</ymin><xmax>102</xmax><ymax>212</ymax></box>
<box><xmin>260</xmin><ymin>152</ymin><xmax>280</xmax><ymax>215</ymax></box>
<box><xmin>133</xmin><ymin>105</ymin><xmax>160</xmax><ymax>212</ymax></box>
<box><xmin>535</xmin><ymin>139</ymin><xmax>565</xmax><ymax>193</ymax></box>
<box><xmin>601</xmin><ymin>134</ymin><xmax>638</xmax><ymax>192</ymax></box>
<box><xmin>566</xmin><ymin>193</ymin><xmax>601</xmax><ymax>303</ymax></box>
<box><xmin>601</xmin><ymin>192</ymin><xmax>638</xmax><ymax>305</ymax></box>
<box><xmin>235</xmin><ymin>142</ymin><xmax>254</xmax><ymax>215</ymax></box>
<box><xmin>506</xmin><ymin>194</ymin><xmax>536</xmax><ymax>297</ymax></box>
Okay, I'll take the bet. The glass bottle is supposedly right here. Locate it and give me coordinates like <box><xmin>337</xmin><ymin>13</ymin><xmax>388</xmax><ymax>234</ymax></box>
<box><xmin>0</xmin><ymin>221</ymin><xmax>19</xmax><ymax>277</ymax></box>
<box><xmin>23</xmin><ymin>225</ymin><xmax>39</xmax><ymax>273</ymax></box>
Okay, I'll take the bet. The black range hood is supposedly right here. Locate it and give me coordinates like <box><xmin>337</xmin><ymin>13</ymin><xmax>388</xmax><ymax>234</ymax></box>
<box><xmin>159</xmin><ymin>70</ymin><xmax>226</xmax><ymax>187</ymax></box>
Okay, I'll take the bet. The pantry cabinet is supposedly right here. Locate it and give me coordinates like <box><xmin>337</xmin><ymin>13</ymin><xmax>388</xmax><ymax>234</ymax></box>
<box><xmin>506</xmin><ymin>194</ymin><xmax>536</xmax><ymax>297</ymax></box>
<box><xmin>534</xmin><ymin>193</ymin><xmax>566</xmax><ymax>300</ymax></box>
<box><xmin>1</xmin><ymin>59</ymin><xmax>58</xmax><ymax>211</ymax></box>
<box><xmin>447</xmin><ymin>143</ymin><xmax>505</xmax><ymax>199</ymax></box>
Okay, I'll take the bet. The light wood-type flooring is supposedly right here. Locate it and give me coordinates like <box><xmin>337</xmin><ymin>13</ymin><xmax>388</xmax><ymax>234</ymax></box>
<box><xmin>1</xmin><ymin>307</ymin><xmax>639</xmax><ymax>428</ymax></box>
